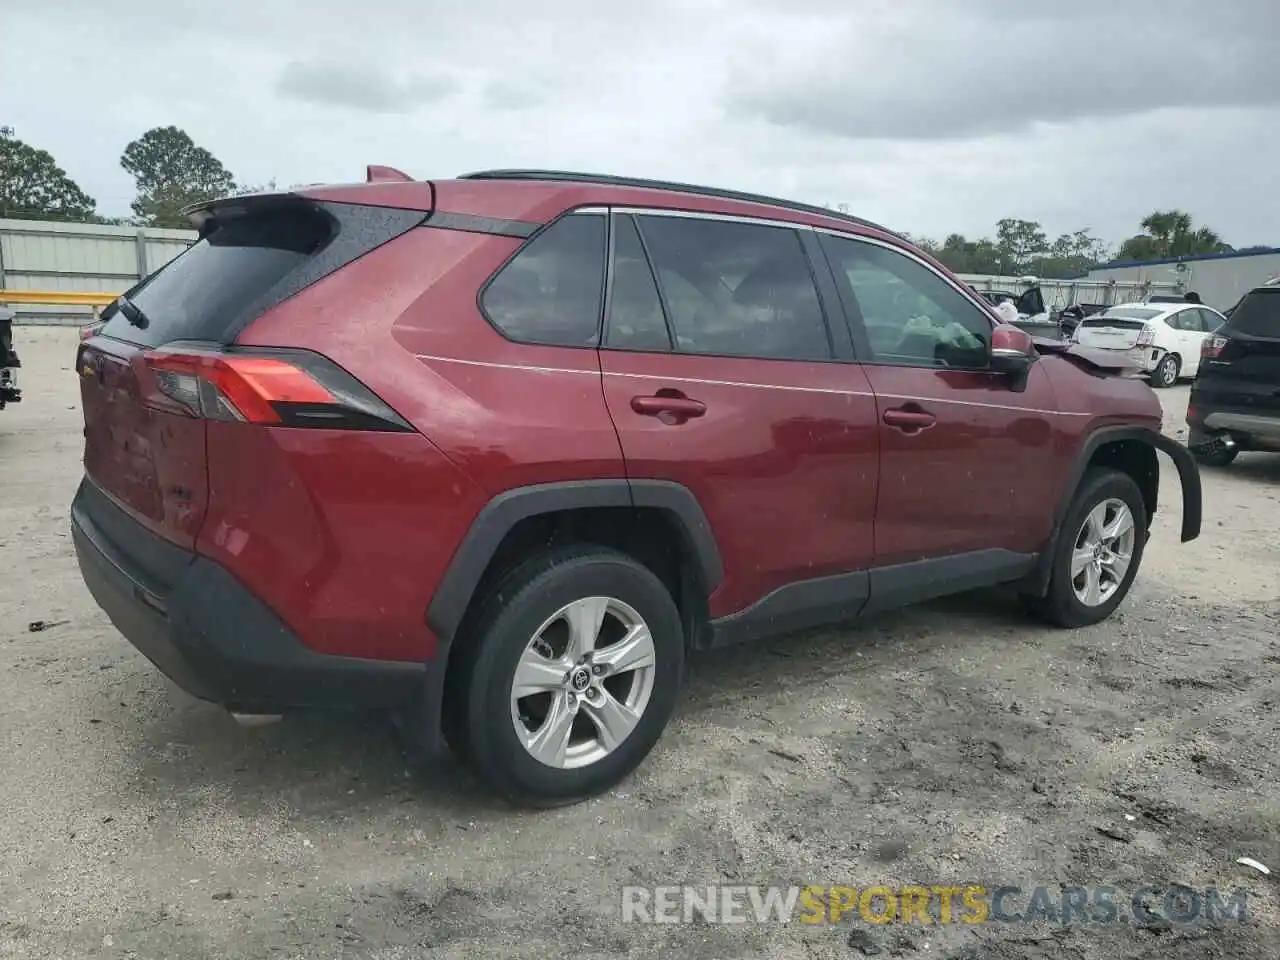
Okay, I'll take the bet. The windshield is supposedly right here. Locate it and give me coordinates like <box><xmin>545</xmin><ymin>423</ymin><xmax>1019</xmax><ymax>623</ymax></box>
<box><xmin>1099</xmin><ymin>307</ymin><xmax>1162</xmax><ymax>321</ymax></box>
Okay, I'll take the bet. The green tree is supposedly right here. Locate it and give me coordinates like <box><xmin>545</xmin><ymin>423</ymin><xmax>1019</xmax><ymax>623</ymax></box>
<box><xmin>0</xmin><ymin>129</ymin><xmax>98</xmax><ymax>222</ymax></box>
<box><xmin>121</xmin><ymin>126</ymin><xmax>236</xmax><ymax>228</ymax></box>
<box><xmin>1117</xmin><ymin>210</ymin><xmax>1232</xmax><ymax>262</ymax></box>
<box><xmin>995</xmin><ymin>218</ymin><xmax>1049</xmax><ymax>275</ymax></box>
<box><xmin>1028</xmin><ymin>229</ymin><xmax>1111</xmax><ymax>279</ymax></box>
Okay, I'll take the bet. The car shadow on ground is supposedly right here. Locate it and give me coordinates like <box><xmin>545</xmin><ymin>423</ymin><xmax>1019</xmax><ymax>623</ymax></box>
<box><xmin>112</xmin><ymin>588</ymin><xmax>1032</xmax><ymax>818</ymax></box>
<box><xmin>1217</xmin><ymin>452</ymin><xmax>1280</xmax><ymax>483</ymax></box>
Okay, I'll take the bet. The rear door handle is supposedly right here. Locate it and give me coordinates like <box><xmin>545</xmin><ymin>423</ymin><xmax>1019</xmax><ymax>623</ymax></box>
<box><xmin>883</xmin><ymin>406</ymin><xmax>936</xmax><ymax>432</ymax></box>
<box><xmin>631</xmin><ymin>394</ymin><xmax>707</xmax><ymax>420</ymax></box>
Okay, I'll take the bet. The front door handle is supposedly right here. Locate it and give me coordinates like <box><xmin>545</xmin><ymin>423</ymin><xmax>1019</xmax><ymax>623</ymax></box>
<box><xmin>883</xmin><ymin>406</ymin><xmax>936</xmax><ymax>432</ymax></box>
<box><xmin>631</xmin><ymin>394</ymin><xmax>706</xmax><ymax>422</ymax></box>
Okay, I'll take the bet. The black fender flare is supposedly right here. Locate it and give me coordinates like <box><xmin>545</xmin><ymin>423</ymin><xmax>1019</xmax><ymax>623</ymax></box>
<box><xmin>1026</xmin><ymin>426</ymin><xmax>1201</xmax><ymax>595</ymax></box>
<box><xmin>425</xmin><ymin>478</ymin><xmax>723</xmax><ymax>643</ymax></box>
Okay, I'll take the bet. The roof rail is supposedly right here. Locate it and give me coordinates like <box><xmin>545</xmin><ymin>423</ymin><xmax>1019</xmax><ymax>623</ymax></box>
<box><xmin>457</xmin><ymin>169</ymin><xmax>898</xmax><ymax>237</ymax></box>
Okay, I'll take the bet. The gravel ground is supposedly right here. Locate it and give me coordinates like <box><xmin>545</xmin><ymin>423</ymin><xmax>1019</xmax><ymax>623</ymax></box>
<box><xmin>2</xmin><ymin>326</ymin><xmax>1278</xmax><ymax>959</ymax></box>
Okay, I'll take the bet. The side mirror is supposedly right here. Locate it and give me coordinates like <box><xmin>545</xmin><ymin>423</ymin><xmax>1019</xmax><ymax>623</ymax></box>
<box><xmin>990</xmin><ymin>323</ymin><xmax>1036</xmax><ymax>390</ymax></box>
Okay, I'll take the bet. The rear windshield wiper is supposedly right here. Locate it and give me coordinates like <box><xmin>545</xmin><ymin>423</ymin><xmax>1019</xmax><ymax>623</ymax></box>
<box><xmin>115</xmin><ymin>296</ymin><xmax>150</xmax><ymax>331</ymax></box>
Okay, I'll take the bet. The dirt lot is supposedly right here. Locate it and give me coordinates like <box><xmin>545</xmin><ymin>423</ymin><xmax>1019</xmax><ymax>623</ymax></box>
<box><xmin>2</xmin><ymin>326</ymin><xmax>1279</xmax><ymax>959</ymax></box>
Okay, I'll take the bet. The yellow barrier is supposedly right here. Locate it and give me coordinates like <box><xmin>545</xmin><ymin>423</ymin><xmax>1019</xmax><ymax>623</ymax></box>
<box><xmin>0</xmin><ymin>290</ymin><xmax>118</xmax><ymax>307</ymax></box>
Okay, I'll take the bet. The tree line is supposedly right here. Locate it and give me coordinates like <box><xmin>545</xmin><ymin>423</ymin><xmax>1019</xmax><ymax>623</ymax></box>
<box><xmin>902</xmin><ymin>213</ymin><xmax>1247</xmax><ymax>279</ymax></box>
<box><xmin>0</xmin><ymin>126</ymin><xmax>269</xmax><ymax>229</ymax></box>
<box><xmin>0</xmin><ymin>127</ymin><xmax>1262</xmax><ymax>273</ymax></box>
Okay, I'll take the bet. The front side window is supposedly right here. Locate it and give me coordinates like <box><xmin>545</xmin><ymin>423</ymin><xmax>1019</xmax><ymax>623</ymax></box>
<box><xmin>632</xmin><ymin>215</ymin><xmax>832</xmax><ymax>361</ymax></box>
<box><xmin>821</xmin><ymin>234</ymin><xmax>991</xmax><ymax>368</ymax></box>
<box><xmin>481</xmin><ymin>213</ymin><xmax>606</xmax><ymax>347</ymax></box>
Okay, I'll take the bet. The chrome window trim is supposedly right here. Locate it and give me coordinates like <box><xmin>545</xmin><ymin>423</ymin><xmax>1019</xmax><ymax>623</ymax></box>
<box><xmin>587</xmin><ymin>206</ymin><xmax>999</xmax><ymax>329</ymax></box>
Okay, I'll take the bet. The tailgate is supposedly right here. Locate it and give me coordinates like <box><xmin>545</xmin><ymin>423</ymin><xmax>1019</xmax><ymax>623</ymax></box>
<box><xmin>1199</xmin><ymin>298</ymin><xmax>1280</xmax><ymax>416</ymax></box>
<box><xmin>76</xmin><ymin>197</ymin><xmax>339</xmax><ymax>550</ymax></box>
<box><xmin>1074</xmin><ymin>318</ymin><xmax>1144</xmax><ymax>350</ymax></box>
<box><xmin>78</xmin><ymin>337</ymin><xmax>208</xmax><ymax>549</ymax></box>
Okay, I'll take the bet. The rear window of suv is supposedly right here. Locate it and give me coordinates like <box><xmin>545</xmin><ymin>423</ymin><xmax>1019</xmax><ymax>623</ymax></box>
<box><xmin>1226</xmin><ymin>289</ymin><xmax>1280</xmax><ymax>337</ymax></box>
<box><xmin>101</xmin><ymin>206</ymin><xmax>333</xmax><ymax>348</ymax></box>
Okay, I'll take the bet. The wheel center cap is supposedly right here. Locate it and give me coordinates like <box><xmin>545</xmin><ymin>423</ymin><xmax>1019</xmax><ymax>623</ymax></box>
<box><xmin>569</xmin><ymin>667</ymin><xmax>592</xmax><ymax>692</ymax></box>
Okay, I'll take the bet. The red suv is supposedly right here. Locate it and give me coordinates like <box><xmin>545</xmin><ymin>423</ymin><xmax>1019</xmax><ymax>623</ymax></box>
<box><xmin>72</xmin><ymin>169</ymin><xmax>1201</xmax><ymax>806</ymax></box>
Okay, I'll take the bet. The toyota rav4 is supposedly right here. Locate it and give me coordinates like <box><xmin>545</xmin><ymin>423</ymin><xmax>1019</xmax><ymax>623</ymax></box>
<box><xmin>71</xmin><ymin>168</ymin><xmax>1201</xmax><ymax>806</ymax></box>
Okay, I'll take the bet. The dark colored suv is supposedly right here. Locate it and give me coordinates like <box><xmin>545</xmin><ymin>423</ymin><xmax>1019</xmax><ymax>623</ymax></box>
<box><xmin>0</xmin><ymin>303</ymin><xmax>19</xmax><ymax>409</ymax></box>
<box><xmin>1188</xmin><ymin>283</ymin><xmax>1280</xmax><ymax>466</ymax></box>
<box><xmin>71</xmin><ymin>169</ymin><xmax>1202</xmax><ymax>806</ymax></box>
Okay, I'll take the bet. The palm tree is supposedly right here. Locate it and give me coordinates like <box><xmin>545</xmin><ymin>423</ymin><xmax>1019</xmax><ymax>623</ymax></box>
<box><xmin>1119</xmin><ymin>211</ymin><xmax>1232</xmax><ymax>262</ymax></box>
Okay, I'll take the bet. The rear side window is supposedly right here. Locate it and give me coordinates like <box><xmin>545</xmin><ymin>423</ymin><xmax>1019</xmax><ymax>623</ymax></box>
<box><xmin>1226</xmin><ymin>290</ymin><xmax>1280</xmax><ymax>337</ymax></box>
<box><xmin>482</xmin><ymin>213</ymin><xmax>606</xmax><ymax>347</ymax></box>
<box><xmin>605</xmin><ymin>215</ymin><xmax>671</xmax><ymax>352</ymax></box>
<box><xmin>633</xmin><ymin>215</ymin><xmax>831</xmax><ymax>361</ymax></box>
<box><xmin>101</xmin><ymin>207</ymin><xmax>332</xmax><ymax>348</ymax></box>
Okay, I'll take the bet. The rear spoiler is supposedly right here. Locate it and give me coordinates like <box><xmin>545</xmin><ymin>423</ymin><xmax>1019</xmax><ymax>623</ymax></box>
<box><xmin>184</xmin><ymin>166</ymin><xmax>420</xmax><ymax>234</ymax></box>
<box><xmin>1032</xmin><ymin>338</ymin><xmax>1143</xmax><ymax>376</ymax></box>
<box><xmin>183</xmin><ymin>191</ymin><xmax>320</xmax><ymax>236</ymax></box>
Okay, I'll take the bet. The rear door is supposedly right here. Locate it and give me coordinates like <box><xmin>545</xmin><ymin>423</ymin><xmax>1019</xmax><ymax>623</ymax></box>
<box><xmin>598</xmin><ymin>211</ymin><xmax>879</xmax><ymax>622</ymax></box>
<box><xmin>78</xmin><ymin>198</ymin><xmax>415</xmax><ymax>549</ymax></box>
<box><xmin>1167</xmin><ymin>308</ymin><xmax>1205</xmax><ymax>373</ymax></box>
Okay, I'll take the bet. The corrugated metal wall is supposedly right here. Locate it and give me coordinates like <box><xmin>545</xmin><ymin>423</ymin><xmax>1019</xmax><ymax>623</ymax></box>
<box><xmin>1086</xmin><ymin>252</ymin><xmax>1280</xmax><ymax>312</ymax></box>
<box><xmin>0</xmin><ymin>219</ymin><xmax>196</xmax><ymax>324</ymax></box>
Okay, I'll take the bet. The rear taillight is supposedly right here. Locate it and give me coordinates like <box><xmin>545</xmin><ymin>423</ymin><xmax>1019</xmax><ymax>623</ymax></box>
<box><xmin>139</xmin><ymin>346</ymin><xmax>412</xmax><ymax>432</ymax></box>
<box><xmin>1202</xmin><ymin>334</ymin><xmax>1228</xmax><ymax>359</ymax></box>
<box><xmin>79</xmin><ymin>321</ymin><xmax>104</xmax><ymax>341</ymax></box>
<box><xmin>1135</xmin><ymin>325</ymin><xmax>1155</xmax><ymax>347</ymax></box>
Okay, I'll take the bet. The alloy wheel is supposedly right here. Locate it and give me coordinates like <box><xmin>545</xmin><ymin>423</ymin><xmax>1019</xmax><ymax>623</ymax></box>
<box><xmin>1071</xmin><ymin>498</ymin><xmax>1136</xmax><ymax>607</ymax></box>
<box><xmin>510</xmin><ymin>596</ymin><xmax>657</xmax><ymax>769</ymax></box>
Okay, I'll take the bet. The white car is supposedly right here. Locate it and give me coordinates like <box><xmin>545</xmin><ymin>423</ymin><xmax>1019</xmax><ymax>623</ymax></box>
<box><xmin>1071</xmin><ymin>301</ymin><xmax>1226</xmax><ymax>388</ymax></box>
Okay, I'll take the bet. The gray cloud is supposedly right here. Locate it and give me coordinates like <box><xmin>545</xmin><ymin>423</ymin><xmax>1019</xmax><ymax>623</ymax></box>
<box><xmin>726</xmin><ymin>0</ymin><xmax>1280</xmax><ymax>140</ymax></box>
<box><xmin>1</xmin><ymin>0</ymin><xmax>1277</xmax><ymax>248</ymax></box>
<box><xmin>276</xmin><ymin>61</ymin><xmax>458</xmax><ymax>113</ymax></box>
<box><xmin>481</xmin><ymin>77</ymin><xmax>553</xmax><ymax>111</ymax></box>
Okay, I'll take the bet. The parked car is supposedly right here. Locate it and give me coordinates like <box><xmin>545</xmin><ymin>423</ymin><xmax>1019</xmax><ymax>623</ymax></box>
<box><xmin>1058</xmin><ymin>302</ymin><xmax>1108</xmax><ymax>339</ymax></box>
<box><xmin>1071</xmin><ymin>301</ymin><xmax>1226</xmax><ymax>388</ymax></box>
<box><xmin>0</xmin><ymin>303</ymin><xmax>20</xmax><ymax>410</ymax></box>
<box><xmin>1187</xmin><ymin>282</ymin><xmax>1280</xmax><ymax>466</ymax></box>
<box><xmin>974</xmin><ymin>286</ymin><xmax>1055</xmax><ymax>337</ymax></box>
<box><xmin>71</xmin><ymin>168</ymin><xmax>1201</xmax><ymax>806</ymax></box>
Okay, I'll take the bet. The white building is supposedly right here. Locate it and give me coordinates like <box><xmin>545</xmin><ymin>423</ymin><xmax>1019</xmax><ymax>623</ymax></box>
<box><xmin>1085</xmin><ymin>248</ymin><xmax>1280</xmax><ymax>312</ymax></box>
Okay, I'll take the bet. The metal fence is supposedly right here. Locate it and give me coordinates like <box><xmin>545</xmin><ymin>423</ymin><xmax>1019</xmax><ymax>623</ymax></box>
<box><xmin>958</xmin><ymin>273</ymin><xmax>1182</xmax><ymax>313</ymax></box>
<box><xmin>1</xmin><ymin>216</ymin><xmax>1185</xmax><ymax>326</ymax></box>
<box><xmin>0</xmin><ymin>218</ymin><xmax>195</xmax><ymax>324</ymax></box>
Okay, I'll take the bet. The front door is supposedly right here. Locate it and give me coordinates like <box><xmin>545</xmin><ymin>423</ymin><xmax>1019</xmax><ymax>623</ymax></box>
<box><xmin>597</xmin><ymin>210</ymin><xmax>879</xmax><ymax>623</ymax></box>
<box><xmin>817</xmin><ymin>232</ymin><xmax>1065</xmax><ymax>581</ymax></box>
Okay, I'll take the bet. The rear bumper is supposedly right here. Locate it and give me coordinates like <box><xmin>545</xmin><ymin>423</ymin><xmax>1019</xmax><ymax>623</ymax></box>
<box><xmin>71</xmin><ymin>479</ymin><xmax>435</xmax><ymax>719</ymax></box>
<box><xmin>1072</xmin><ymin>343</ymin><xmax>1161</xmax><ymax>372</ymax></box>
<box><xmin>1188</xmin><ymin>400</ymin><xmax>1280</xmax><ymax>451</ymax></box>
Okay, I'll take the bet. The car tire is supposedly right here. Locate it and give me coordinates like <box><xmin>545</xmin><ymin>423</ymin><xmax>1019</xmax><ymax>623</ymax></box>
<box><xmin>454</xmin><ymin>546</ymin><xmax>685</xmax><ymax>807</ymax></box>
<box><xmin>1023</xmin><ymin>468</ymin><xmax>1148</xmax><ymax>628</ymax></box>
<box><xmin>1151</xmin><ymin>353</ymin><xmax>1179</xmax><ymax>388</ymax></box>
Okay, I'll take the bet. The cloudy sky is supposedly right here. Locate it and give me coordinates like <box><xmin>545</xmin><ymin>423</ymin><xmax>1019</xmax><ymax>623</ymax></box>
<box><xmin>3</xmin><ymin>0</ymin><xmax>1277</xmax><ymax>248</ymax></box>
